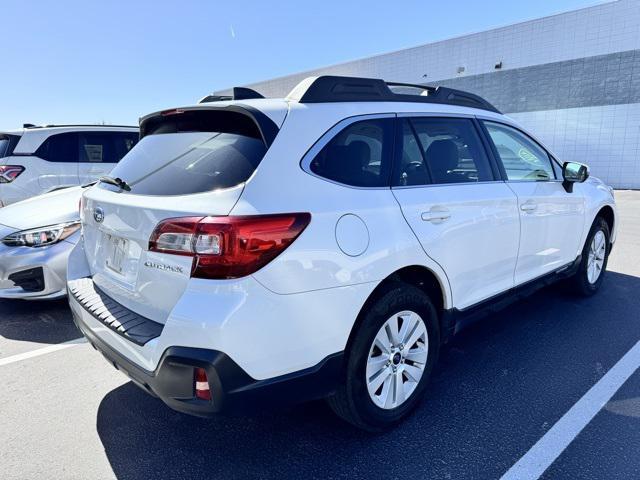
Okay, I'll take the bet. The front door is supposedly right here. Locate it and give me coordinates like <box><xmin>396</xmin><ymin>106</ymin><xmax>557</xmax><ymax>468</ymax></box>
<box><xmin>481</xmin><ymin>121</ymin><xmax>585</xmax><ymax>285</ymax></box>
<box><xmin>392</xmin><ymin>116</ymin><xmax>520</xmax><ymax>310</ymax></box>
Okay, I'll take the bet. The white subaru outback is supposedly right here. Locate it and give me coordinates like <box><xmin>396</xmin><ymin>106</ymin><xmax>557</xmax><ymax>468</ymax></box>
<box><xmin>0</xmin><ymin>125</ymin><xmax>138</xmax><ymax>207</ymax></box>
<box><xmin>68</xmin><ymin>76</ymin><xmax>616</xmax><ymax>431</ymax></box>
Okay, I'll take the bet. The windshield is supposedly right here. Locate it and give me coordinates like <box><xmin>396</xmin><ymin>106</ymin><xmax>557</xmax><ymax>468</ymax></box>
<box><xmin>102</xmin><ymin>131</ymin><xmax>267</xmax><ymax>195</ymax></box>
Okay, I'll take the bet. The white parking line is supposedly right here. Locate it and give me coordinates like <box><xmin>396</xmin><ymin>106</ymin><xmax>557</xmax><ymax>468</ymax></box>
<box><xmin>501</xmin><ymin>340</ymin><xmax>640</xmax><ymax>480</ymax></box>
<box><xmin>0</xmin><ymin>337</ymin><xmax>87</xmax><ymax>367</ymax></box>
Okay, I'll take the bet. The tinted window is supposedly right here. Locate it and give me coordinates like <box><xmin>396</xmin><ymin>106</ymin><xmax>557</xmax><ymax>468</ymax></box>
<box><xmin>78</xmin><ymin>132</ymin><xmax>138</xmax><ymax>163</ymax></box>
<box><xmin>104</xmin><ymin>131</ymin><xmax>267</xmax><ymax>195</ymax></box>
<box><xmin>483</xmin><ymin>122</ymin><xmax>555</xmax><ymax>181</ymax></box>
<box><xmin>394</xmin><ymin>117</ymin><xmax>493</xmax><ymax>186</ymax></box>
<box><xmin>36</xmin><ymin>133</ymin><xmax>78</xmax><ymax>162</ymax></box>
<box><xmin>0</xmin><ymin>136</ymin><xmax>11</xmax><ymax>158</ymax></box>
<box><xmin>310</xmin><ymin>118</ymin><xmax>393</xmax><ymax>187</ymax></box>
<box><xmin>36</xmin><ymin>131</ymin><xmax>138</xmax><ymax>164</ymax></box>
<box><xmin>395</xmin><ymin>120</ymin><xmax>430</xmax><ymax>186</ymax></box>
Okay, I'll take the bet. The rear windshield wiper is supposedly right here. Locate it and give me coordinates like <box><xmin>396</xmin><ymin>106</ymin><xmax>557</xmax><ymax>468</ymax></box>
<box><xmin>99</xmin><ymin>176</ymin><xmax>131</xmax><ymax>192</ymax></box>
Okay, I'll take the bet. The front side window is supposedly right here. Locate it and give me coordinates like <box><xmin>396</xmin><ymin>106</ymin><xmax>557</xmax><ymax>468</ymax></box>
<box><xmin>483</xmin><ymin>122</ymin><xmax>555</xmax><ymax>181</ymax></box>
<box><xmin>309</xmin><ymin>118</ymin><xmax>393</xmax><ymax>187</ymax></box>
<box><xmin>394</xmin><ymin>117</ymin><xmax>493</xmax><ymax>186</ymax></box>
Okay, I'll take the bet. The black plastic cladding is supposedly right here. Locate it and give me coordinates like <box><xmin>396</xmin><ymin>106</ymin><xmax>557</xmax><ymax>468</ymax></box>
<box><xmin>296</xmin><ymin>75</ymin><xmax>501</xmax><ymax>114</ymax></box>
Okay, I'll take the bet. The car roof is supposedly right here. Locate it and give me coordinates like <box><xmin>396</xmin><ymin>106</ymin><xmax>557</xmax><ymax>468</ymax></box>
<box><xmin>11</xmin><ymin>125</ymin><xmax>139</xmax><ymax>155</ymax></box>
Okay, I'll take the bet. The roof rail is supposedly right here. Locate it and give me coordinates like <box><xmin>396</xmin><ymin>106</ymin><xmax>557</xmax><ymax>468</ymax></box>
<box><xmin>287</xmin><ymin>75</ymin><xmax>501</xmax><ymax>114</ymax></box>
<box><xmin>199</xmin><ymin>87</ymin><xmax>265</xmax><ymax>104</ymax></box>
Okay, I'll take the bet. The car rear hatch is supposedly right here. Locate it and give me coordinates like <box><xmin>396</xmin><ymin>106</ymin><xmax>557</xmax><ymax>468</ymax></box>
<box><xmin>80</xmin><ymin>103</ymin><xmax>286</xmax><ymax>323</ymax></box>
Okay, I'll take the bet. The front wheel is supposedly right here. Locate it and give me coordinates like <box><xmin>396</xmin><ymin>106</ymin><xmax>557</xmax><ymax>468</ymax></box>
<box><xmin>568</xmin><ymin>217</ymin><xmax>611</xmax><ymax>296</ymax></box>
<box><xmin>327</xmin><ymin>283</ymin><xmax>440</xmax><ymax>431</ymax></box>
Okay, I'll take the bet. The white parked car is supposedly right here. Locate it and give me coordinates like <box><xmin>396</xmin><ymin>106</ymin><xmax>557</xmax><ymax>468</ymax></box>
<box><xmin>0</xmin><ymin>186</ymin><xmax>84</xmax><ymax>299</ymax></box>
<box><xmin>0</xmin><ymin>125</ymin><xmax>138</xmax><ymax>207</ymax></box>
<box><xmin>68</xmin><ymin>76</ymin><xmax>617</xmax><ymax>430</ymax></box>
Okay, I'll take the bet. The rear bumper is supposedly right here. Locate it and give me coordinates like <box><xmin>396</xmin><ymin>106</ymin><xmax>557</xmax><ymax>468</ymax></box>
<box><xmin>71</xmin><ymin>296</ymin><xmax>343</xmax><ymax>416</ymax></box>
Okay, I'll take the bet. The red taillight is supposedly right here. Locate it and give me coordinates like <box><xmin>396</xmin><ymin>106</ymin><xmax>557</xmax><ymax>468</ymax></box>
<box><xmin>0</xmin><ymin>166</ymin><xmax>25</xmax><ymax>183</ymax></box>
<box><xmin>194</xmin><ymin>367</ymin><xmax>212</xmax><ymax>401</ymax></box>
<box><xmin>149</xmin><ymin>213</ymin><xmax>311</xmax><ymax>279</ymax></box>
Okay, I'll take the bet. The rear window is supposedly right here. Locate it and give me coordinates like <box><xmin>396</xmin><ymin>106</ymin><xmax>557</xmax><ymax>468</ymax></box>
<box><xmin>0</xmin><ymin>134</ymin><xmax>20</xmax><ymax>158</ymax></box>
<box><xmin>103</xmin><ymin>110</ymin><xmax>268</xmax><ymax>195</ymax></box>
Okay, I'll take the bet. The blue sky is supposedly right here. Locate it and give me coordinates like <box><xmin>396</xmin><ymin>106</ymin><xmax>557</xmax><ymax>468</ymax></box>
<box><xmin>1</xmin><ymin>0</ymin><xmax>604</xmax><ymax>130</ymax></box>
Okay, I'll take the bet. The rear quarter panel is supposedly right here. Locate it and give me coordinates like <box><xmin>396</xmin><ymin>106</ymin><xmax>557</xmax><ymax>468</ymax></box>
<box><xmin>231</xmin><ymin>104</ymin><xmax>453</xmax><ymax>308</ymax></box>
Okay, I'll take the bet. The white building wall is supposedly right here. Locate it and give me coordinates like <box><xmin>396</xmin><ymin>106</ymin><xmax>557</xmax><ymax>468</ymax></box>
<box><xmin>218</xmin><ymin>0</ymin><xmax>640</xmax><ymax>188</ymax></box>
<box><xmin>223</xmin><ymin>0</ymin><xmax>640</xmax><ymax>98</ymax></box>
<box><xmin>511</xmin><ymin>103</ymin><xmax>640</xmax><ymax>189</ymax></box>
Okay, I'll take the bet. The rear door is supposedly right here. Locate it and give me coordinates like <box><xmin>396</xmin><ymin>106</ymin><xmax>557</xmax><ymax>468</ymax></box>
<box><xmin>481</xmin><ymin>121</ymin><xmax>585</xmax><ymax>285</ymax></box>
<box><xmin>32</xmin><ymin>132</ymin><xmax>80</xmax><ymax>190</ymax></box>
<box><xmin>392</xmin><ymin>115</ymin><xmax>520</xmax><ymax>309</ymax></box>
<box><xmin>77</xmin><ymin>131</ymin><xmax>138</xmax><ymax>184</ymax></box>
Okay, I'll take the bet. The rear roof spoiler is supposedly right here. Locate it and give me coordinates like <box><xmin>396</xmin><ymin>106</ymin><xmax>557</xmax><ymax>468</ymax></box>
<box><xmin>199</xmin><ymin>87</ymin><xmax>265</xmax><ymax>104</ymax></box>
<box><xmin>139</xmin><ymin>104</ymin><xmax>279</xmax><ymax>148</ymax></box>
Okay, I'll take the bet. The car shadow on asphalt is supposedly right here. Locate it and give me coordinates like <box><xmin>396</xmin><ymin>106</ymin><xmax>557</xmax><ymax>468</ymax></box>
<box><xmin>96</xmin><ymin>271</ymin><xmax>640</xmax><ymax>480</ymax></box>
<box><xmin>0</xmin><ymin>298</ymin><xmax>80</xmax><ymax>344</ymax></box>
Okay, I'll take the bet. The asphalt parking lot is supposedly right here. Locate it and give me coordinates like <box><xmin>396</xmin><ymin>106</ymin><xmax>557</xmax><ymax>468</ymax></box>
<box><xmin>1</xmin><ymin>191</ymin><xmax>639</xmax><ymax>480</ymax></box>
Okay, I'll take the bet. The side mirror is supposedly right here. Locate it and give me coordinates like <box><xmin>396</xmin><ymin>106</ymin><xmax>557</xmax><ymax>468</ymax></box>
<box><xmin>562</xmin><ymin>162</ymin><xmax>589</xmax><ymax>193</ymax></box>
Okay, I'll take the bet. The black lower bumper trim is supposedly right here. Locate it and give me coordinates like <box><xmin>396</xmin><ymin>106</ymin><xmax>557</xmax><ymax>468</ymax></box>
<box><xmin>9</xmin><ymin>267</ymin><xmax>45</xmax><ymax>292</ymax></box>
<box><xmin>68</xmin><ymin>278</ymin><xmax>163</xmax><ymax>346</ymax></box>
<box><xmin>71</xmin><ymin>306</ymin><xmax>343</xmax><ymax>416</ymax></box>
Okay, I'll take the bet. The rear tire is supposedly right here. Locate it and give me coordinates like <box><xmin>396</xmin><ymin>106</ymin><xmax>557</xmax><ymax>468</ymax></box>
<box><xmin>327</xmin><ymin>282</ymin><xmax>440</xmax><ymax>431</ymax></box>
<box><xmin>568</xmin><ymin>217</ymin><xmax>610</xmax><ymax>296</ymax></box>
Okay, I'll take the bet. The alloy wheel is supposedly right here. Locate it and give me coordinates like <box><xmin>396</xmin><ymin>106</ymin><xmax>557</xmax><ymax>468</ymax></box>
<box><xmin>366</xmin><ymin>310</ymin><xmax>428</xmax><ymax>410</ymax></box>
<box><xmin>587</xmin><ymin>230</ymin><xmax>606</xmax><ymax>284</ymax></box>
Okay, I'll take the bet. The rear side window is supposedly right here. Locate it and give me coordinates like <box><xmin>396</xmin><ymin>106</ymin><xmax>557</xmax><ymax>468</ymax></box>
<box><xmin>36</xmin><ymin>132</ymin><xmax>78</xmax><ymax>162</ymax></box>
<box><xmin>309</xmin><ymin>118</ymin><xmax>394</xmax><ymax>187</ymax></box>
<box><xmin>36</xmin><ymin>131</ymin><xmax>138</xmax><ymax>164</ymax></box>
<box><xmin>483</xmin><ymin>122</ymin><xmax>555</xmax><ymax>181</ymax></box>
<box><xmin>104</xmin><ymin>111</ymin><xmax>268</xmax><ymax>195</ymax></box>
<box><xmin>0</xmin><ymin>134</ymin><xmax>20</xmax><ymax>158</ymax></box>
<box><xmin>393</xmin><ymin>117</ymin><xmax>493</xmax><ymax>186</ymax></box>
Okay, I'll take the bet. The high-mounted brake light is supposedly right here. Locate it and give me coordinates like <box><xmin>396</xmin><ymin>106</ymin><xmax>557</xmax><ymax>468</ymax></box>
<box><xmin>0</xmin><ymin>166</ymin><xmax>25</xmax><ymax>183</ymax></box>
<box><xmin>160</xmin><ymin>108</ymin><xmax>185</xmax><ymax>116</ymax></box>
<box><xmin>149</xmin><ymin>213</ymin><xmax>311</xmax><ymax>279</ymax></box>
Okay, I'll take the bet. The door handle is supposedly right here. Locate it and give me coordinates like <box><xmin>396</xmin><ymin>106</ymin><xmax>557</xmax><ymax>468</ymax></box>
<box><xmin>421</xmin><ymin>209</ymin><xmax>451</xmax><ymax>223</ymax></box>
<box><xmin>520</xmin><ymin>202</ymin><xmax>538</xmax><ymax>213</ymax></box>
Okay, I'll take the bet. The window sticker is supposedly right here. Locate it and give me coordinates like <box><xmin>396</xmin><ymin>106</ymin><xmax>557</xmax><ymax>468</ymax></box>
<box><xmin>84</xmin><ymin>144</ymin><xmax>103</xmax><ymax>162</ymax></box>
<box><xmin>518</xmin><ymin>148</ymin><xmax>538</xmax><ymax>164</ymax></box>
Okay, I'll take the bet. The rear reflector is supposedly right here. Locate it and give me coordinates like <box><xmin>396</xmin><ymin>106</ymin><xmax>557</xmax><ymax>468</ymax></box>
<box><xmin>149</xmin><ymin>213</ymin><xmax>311</xmax><ymax>279</ymax></box>
<box><xmin>0</xmin><ymin>165</ymin><xmax>25</xmax><ymax>183</ymax></box>
<box><xmin>194</xmin><ymin>367</ymin><xmax>212</xmax><ymax>401</ymax></box>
